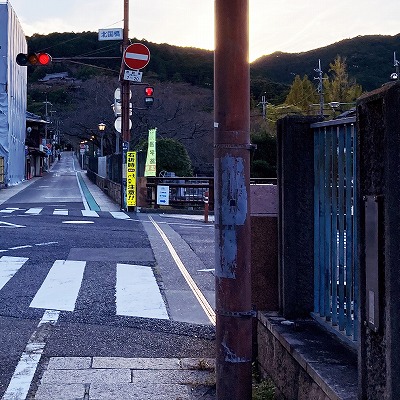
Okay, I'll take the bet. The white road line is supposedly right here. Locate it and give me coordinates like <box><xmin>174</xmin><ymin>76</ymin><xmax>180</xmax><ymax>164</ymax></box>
<box><xmin>148</xmin><ymin>216</ymin><xmax>216</xmax><ymax>325</ymax></box>
<box><xmin>53</xmin><ymin>209</ymin><xmax>68</xmax><ymax>216</ymax></box>
<box><xmin>76</xmin><ymin>172</ymin><xmax>90</xmax><ymax>211</ymax></box>
<box><xmin>0</xmin><ymin>256</ymin><xmax>29</xmax><ymax>291</ymax></box>
<box><xmin>81</xmin><ymin>209</ymin><xmax>99</xmax><ymax>217</ymax></box>
<box><xmin>30</xmin><ymin>260</ymin><xmax>86</xmax><ymax>311</ymax></box>
<box><xmin>110</xmin><ymin>211</ymin><xmax>130</xmax><ymax>220</ymax></box>
<box><xmin>25</xmin><ymin>208</ymin><xmax>43</xmax><ymax>215</ymax></box>
<box><xmin>2</xmin><ymin>310</ymin><xmax>60</xmax><ymax>400</ymax></box>
<box><xmin>35</xmin><ymin>241</ymin><xmax>58</xmax><ymax>246</ymax></box>
<box><xmin>0</xmin><ymin>221</ymin><xmax>26</xmax><ymax>228</ymax></box>
<box><xmin>116</xmin><ymin>263</ymin><xmax>169</xmax><ymax>319</ymax></box>
<box><xmin>9</xmin><ymin>245</ymin><xmax>33</xmax><ymax>250</ymax></box>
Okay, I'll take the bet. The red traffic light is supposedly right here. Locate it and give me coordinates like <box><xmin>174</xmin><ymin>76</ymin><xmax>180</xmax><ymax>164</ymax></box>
<box><xmin>16</xmin><ymin>52</ymin><xmax>52</xmax><ymax>66</ymax></box>
<box><xmin>37</xmin><ymin>53</ymin><xmax>51</xmax><ymax>65</ymax></box>
<box><xmin>144</xmin><ymin>86</ymin><xmax>154</xmax><ymax>107</ymax></box>
<box><xmin>145</xmin><ymin>87</ymin><xmax>154</xmax><ymax>96</ymax></box>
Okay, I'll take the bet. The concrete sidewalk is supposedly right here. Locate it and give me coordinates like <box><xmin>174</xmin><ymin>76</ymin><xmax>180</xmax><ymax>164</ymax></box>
<box><xmin>34</xmin><ymin>357</ymin><xmax>215</xmax><ymax>400</ymax></box>
<box><xmin>0</xmin><ymin>177</ymin><xmax>40</xmax><ymax>206</ymax></box>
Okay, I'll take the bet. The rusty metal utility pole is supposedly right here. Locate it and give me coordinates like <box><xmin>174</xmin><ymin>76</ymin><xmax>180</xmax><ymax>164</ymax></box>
<box><xmin>120</xmin><ymin>0</ymin><xmax>130</xmax><ymax>210</ymax></box>
<box><xmin>214</xmin><ymin>0</ymin><xmax>252</xmax><ymax>399</ymax></box>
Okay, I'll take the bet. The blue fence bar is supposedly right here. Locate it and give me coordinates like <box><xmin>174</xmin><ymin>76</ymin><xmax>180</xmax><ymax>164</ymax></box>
<box><xmin>311</xmin><ymin>117</ymin><xmax>359</xmax><ymax>345</ymax></box>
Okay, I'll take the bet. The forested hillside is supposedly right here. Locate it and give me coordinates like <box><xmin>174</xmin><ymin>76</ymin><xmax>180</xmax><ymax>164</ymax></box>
<box><xmin>251</xmin><ymin>34</ymin><xmax>400</xmax><ymax>93</ymax></box>
<box><xmin>27</xmin><ymin>32</ymin><xmax>400</xmax><ymax>104</ymax></box>
<box><xmin>25</xmin><ymin>32</ymin><xmax>400</xmax><ymax>176</ymax></box>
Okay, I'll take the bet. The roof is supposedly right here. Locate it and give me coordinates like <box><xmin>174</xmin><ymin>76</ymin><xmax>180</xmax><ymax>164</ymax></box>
<box><xmin>26</xmin><ymin>111</ymin><xmax>48</xmax><ymax>124</ymax></box>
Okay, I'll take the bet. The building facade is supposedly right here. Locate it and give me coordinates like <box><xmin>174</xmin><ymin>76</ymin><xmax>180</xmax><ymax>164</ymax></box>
<box><xmin>0</xmin><ymin>1</ymin><xmax>27</xmax><ymax>187</ymax></box>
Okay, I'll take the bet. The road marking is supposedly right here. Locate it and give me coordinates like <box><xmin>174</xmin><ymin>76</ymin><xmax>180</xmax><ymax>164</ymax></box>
<box><xmin>25</xmin><ymin>208</ymin><xmax>43</xmax><ymax>215</ymax></box>
<box><xmin>198</xmin><ymin>268</ymin><xmax>215</xmax><ymax>273</ymax></box>
<box><xmin>0</xmin><ymin>208</ymin><xmax>20</xmax><ymax>213</ymax></box>
<box><xmin>9</xmin><ymin>245</ymin><xmax>33</xmax><ymax>250</ymax></box>
<box><xmin>0</xmin><ymin>221</ymin><xmax>26</xmax><ymax>228</ymax></box>
<box><xmin>2</xmin><ymin>309</ymin><xmax>59</xmax><ymax>400</ymax></box>
<box><xmin>148</xmin><ymin>216</ymin><xmax>216</xmax><ymax>325</ymax></box>
<box><xmin>35</xmin><ymin>241</ymin><xmax>59</xmax><ymax>246</ymax></box>
<box><xmin>81</xmin><ymin>210</ymin><xmax>99</xmax><ymax>217</ymax></box>
<box><xmin>0</xmin><ymin>242</ymin><xmax>58</xmax><ymax>254</ymax></box>
<box><xmin>76</xmin><ymin>172</ymin><xmax>90</xmax><ymax>211</ymax></box>
<box><xmin>0</xmin><ymin>256</ymin><xmax>29</xmax><ymax>291</ymax></box>
<box><xmin>53</xmin><ymin>209</ymin><xmax>68</xmax><ymax>216</ymax></box>
<box><xmin>116</xmin><ymin>263</ymin><xmax>169</xmax><ymax>319</ymax></box>
<box><xmin>30</xmin><ymin>260</ymin><xmax>86</xmax><ymax>311</ymax></box>
<box><xmin>110</xmin><ymin>211</ymin><xmax>130</xmax><ymax>220</ymax></box>
<box><xmin>62</xmin><ymin>220</ymin><xmax>94</xmax><ymax>224</ymax></box>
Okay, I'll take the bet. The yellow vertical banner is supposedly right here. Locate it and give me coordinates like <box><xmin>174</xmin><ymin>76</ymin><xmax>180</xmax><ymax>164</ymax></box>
<box><xmin>144</xmin><ymin>128</ymin><xmax>157</xmax><ymax>177</ymax></box>
<box><xmin>126</xmin><ymin>151</ymin><xmax>137</xmax><ymax>207</ymax></box>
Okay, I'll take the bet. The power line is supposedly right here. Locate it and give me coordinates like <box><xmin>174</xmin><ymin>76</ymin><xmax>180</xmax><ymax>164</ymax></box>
<box><xmin>314</xmin><ymin>59</ymin><xmax>327</xmax><ymax>117</ymax></box>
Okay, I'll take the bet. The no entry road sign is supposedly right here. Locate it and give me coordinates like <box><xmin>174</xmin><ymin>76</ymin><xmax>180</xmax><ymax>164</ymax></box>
<box><xmin>123</xmin><ymin>43</ymin><xmax>150</xmax><ymax>70</ymax></box>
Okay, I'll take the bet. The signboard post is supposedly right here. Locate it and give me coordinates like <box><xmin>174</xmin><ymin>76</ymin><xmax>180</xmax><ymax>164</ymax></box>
<box><xmin>126</xmin><ymin>151</ymin><xmax>137</xmax><ymax>208</ymax></box>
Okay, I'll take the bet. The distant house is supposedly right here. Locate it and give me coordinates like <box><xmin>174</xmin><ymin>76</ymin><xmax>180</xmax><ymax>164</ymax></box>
<box><xmin>38</xmin><ymin>72</ymin><xmax>72</xmax><ymax>82</ymax></box>
<box><xmin>25</xmin><ymin>112</ymin><xmax>49</xmax><ymax>178</ymax></box>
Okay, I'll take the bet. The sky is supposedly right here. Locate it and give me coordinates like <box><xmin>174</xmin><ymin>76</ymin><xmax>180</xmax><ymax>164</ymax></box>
<box><xmin>5</xmin><ymin>0</ymin><xmax>400</xmax><ymax>62</ymax></box>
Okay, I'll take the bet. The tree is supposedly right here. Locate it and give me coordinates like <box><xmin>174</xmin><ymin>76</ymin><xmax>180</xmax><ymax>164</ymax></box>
<box><xmin>284</xmin><ymin>74</ymin><xmax>318</xmax><ymax>113</ymax></box>
<box><xmin>323</xmin><ymin>55</ymin><xmax>363</xmax><ymax>104</ymax></box>
<box><xmin>137</xmin><ymin>138</ymin><xmax>193</xmax><ymax>177</ymax></box>
<box><xmin>250</xmin><ymin>119</ymin><xmax>277</xmax><ymax>178</ymax></box>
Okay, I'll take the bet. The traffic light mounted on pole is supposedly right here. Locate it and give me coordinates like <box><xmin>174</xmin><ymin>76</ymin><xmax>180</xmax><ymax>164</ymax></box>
<box><xmin>16</xmin><ymin>52</ymin><xmax>52</xmax><ymax>66</ymax></box>
<box><xmin>144</xmin><ymin>86</ymin><xmax>154</xmax><ymax>107</ymax></box>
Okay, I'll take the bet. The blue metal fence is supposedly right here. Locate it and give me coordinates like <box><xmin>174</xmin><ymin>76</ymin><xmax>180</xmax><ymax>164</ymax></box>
<box><xmin>312</xmin><ymin>117</ymin><xmax>359</xmax><ymax>345</ymax></box>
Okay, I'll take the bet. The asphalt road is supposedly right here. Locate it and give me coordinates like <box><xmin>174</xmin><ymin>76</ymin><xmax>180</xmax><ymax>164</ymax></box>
<box><xmin>0</xmin><ymin>152</ymin><xmax>215</xmax><ymax>398</ymax></box>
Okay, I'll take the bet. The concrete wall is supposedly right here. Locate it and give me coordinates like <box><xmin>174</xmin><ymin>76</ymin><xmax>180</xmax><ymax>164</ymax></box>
<box><xmin>277</xmin><ymin>115</ymin><xmax>321</xmax><ymax>318</ymax></box>
<box><xmin>255</xmin><ymin>115</ymin><xmax>359</xmax><ymax>400</ymax></box>
<box><xmin>250</xmin><ymin>184</ymin><xmax>278</xmax><ymax>311</ymax></box>
<box><xmin>357</xmin><ymin>81</ymin><xmax>400</xmax><ymax>399</ymax></box>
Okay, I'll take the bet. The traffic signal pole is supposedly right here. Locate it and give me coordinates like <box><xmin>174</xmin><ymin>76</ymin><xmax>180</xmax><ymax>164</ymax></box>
<box><xmin>120</xmin><ymin>0</ymin><xmax>130</xmax><ymax>210</ymax></box>
<box><xmin>214</xmin><ymin>1</ymin><xmax>252</xmax><ymax>398</ymax></box>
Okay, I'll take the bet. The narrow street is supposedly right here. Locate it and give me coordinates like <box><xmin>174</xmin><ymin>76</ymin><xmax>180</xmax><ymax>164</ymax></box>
<box><xmin>0</xmin><ymin>152</ymin><xmax>216</xmax><ymax>399</ymax></box>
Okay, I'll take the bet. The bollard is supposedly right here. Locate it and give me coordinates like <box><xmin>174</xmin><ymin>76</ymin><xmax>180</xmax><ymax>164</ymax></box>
<box><xmin>204</xmin><ymin>190</ymin><xmax>209</xmax><ymax>223</ymax></box>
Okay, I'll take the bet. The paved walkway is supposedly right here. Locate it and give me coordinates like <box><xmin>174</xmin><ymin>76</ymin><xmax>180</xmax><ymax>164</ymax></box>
<box><xmin>35</xmin><ymin>357</ymin><xmax>215</xmax><ymax>400</ymax></box>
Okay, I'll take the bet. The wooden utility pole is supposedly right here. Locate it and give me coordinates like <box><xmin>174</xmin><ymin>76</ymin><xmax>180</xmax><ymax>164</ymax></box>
<box><xmin>120</xmin><ymin>0</ymin><xmax>130</xmax><ymax>210</ymax></box>
<box><xmin>214</xmin><ymin>0</ymin><xmax>252</xmax><ymax>398</ymax></box>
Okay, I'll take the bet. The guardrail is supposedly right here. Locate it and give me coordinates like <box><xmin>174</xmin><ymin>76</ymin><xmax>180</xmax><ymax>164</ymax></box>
<box><xmin>145</xmin><ymin>177</ymin><xmax>214</xmax><ymax>210</ymax></box>
<box><xmin>145</xmin><ymin>177</ymin><xmax>277</xmax><ymax>210</ymax></box>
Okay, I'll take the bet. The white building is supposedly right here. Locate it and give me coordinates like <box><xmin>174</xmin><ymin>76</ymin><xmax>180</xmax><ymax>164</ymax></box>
<box><xmin>0</xmin><ymin>1</ymin><xmax>27</xmax><ymax>187</ymax></box>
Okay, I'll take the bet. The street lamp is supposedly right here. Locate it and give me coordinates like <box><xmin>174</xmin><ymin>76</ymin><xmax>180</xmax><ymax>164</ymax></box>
<box><xmin>98</xmin><ymin>123</ymin><xmax>106</xmax><ymax>156</ymax></box>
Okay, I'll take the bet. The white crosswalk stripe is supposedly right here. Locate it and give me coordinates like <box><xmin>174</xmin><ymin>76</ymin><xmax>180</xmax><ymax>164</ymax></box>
<box><xmin>25</xmin><ymin>208</ymin><xmax>43</xmax><ymax>215</ymax></box>
<box><xmin>116</xmin><ymin>263</ymin><xmax>169</xmax><ymax>319</ymax></box>
<box><xmin>0</xmin><ymin>207</ymin><xmax>129</xmax><ymax>220</ymax></box>
<box><xmin>0</xmin><ymin>207</ymin><xmax>21</xmax><ymax>214</ymax></box>
<box><xmin>53</xmin><ymin>209</ymin><xmax>68</xmax><ymax>216</ymax></box>
<box><xmin>81</xmin><ymin>210</ymin><xmax>99</xmax><ymax>217</ymax></box>
<box><xmin>0</xmin><ymin>257</ymin><xmax>169</xmax><ymax>319</ymax></box>
<box><xmin>30</xmin><ymin>260</ymin><xmax>86</xmax><ymax>311</ymax></box>
<box><xmin>110</xmin><ymin>211</ymin><xmax>130</xmax><ymax>220</ymax></box>
<box><xmin>0</xmin><ymin>256</ymin><xmax>29</xmax><ymax>290</ymax></box>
